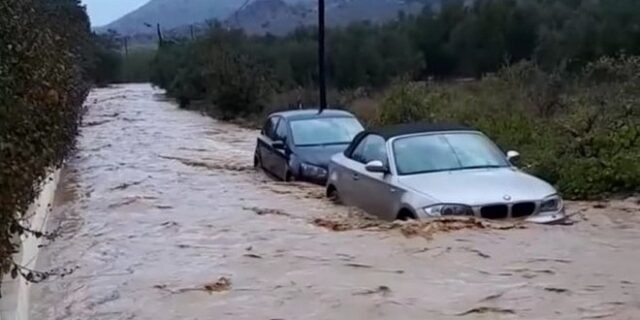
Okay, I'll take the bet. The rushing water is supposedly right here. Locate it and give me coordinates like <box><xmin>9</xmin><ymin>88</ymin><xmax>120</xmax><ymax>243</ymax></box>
<box><xmin>31</xmin><ymin>84</ymin><xmax>640</xmax><ymax>320</ymax></box>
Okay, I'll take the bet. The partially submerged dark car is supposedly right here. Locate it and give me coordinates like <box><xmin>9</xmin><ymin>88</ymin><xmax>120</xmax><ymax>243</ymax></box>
<box><xmin>254</xmin><ymin>109</ymin><xmax>364</xmax><ymax>184</ymax></box>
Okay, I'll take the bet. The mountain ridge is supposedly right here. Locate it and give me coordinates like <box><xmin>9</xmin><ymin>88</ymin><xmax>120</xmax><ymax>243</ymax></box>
<box><xmin>227</xmin><ymin>0</ymin><xmax>428</xmax><ymax>35</ymax></box>
<box><xmin>99</xmin><ymin>0</ymin><xmax>436</xmax><ymax>36</ymax></box>
<box><xmin>97</xmin><ymin>0</ymin><xmax>246</xmax><ymax>34</ymax></box>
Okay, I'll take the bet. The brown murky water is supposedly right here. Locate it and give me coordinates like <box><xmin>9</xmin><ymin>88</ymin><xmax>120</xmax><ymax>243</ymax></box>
<box><xmin>32</xmin><ymin>84</ymin><xmax>640</xmax><ymax>320</ymax></box>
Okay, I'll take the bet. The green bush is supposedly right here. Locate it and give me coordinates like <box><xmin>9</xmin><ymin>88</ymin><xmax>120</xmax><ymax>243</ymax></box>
<box><xmin>150</xmin><ymin>26</ymin><xmax>275</xmax><ymax>118</ymax></box>
<box><xmin>376</xmin><ymin>57</ymin><xmax>640</xmax><ymax>199</ymax></box>
<box><xmin>150</xmin><ymin>41</ymin><xmax>206</xmax><ymax>107</ymax></box>
<box><xmin>120</xmin><ymin>49</ymin><xmax>155</xmax><ymax>83</ymax></box>
<box><xmin>0</xmin><ymin>0</ymin><xmax>91</xmax><ymax>276</ymax></box>
<box><xmin>203</xmin><ymin>49</ymin><xmax>274</xmax><ymax>119</ymax></box>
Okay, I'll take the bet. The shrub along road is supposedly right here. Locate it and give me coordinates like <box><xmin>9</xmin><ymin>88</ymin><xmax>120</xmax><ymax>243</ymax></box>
<box><xmin>31</xmin><ymin>84</ymin><xmax>640</xmax><ymax>319</ymax></box>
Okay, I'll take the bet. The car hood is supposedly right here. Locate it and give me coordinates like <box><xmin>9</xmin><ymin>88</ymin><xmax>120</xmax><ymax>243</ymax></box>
<box><xmin>296</xmin><ymin>144</ymin><xmax>349</xmax><ymax>168</ymax></box>
<box><xmin>397</xmin><ymin>168</ymin><xmax>557</xmax><ymax>205</ymax></box>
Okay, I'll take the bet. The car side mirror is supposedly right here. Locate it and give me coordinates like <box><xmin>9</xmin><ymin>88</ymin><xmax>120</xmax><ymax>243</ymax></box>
<box><xmin>507</xmin><ymin>150</ymin><xmax>520</xmax><ymax>164</ymax></box>
<box><xmin>365</xmin><ymin>160</ymin><xmax>388</xmax><ymax>173</ymax></box>
<box><xmin>272</xmin><ymin>140</ymin><xmax>285</xmax><ymax>149</ymax></box>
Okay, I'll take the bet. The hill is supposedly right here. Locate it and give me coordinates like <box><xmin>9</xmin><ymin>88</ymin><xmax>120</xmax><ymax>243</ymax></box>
<box><xmin>99</xmin><ymin>0</ymin><xmax>434</xmax><ymax>36</ymax></box>
<box><xmin>97</xmin><ymin>0</ymin><xmax>241</xmax><ymax>34</ymax></box>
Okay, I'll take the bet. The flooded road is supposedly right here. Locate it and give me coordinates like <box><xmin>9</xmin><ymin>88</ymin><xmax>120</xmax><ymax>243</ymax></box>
<box><xmin>32</xmin><ymin>84</ymin><xmax>640</xmax><ymax>320</ymax></box>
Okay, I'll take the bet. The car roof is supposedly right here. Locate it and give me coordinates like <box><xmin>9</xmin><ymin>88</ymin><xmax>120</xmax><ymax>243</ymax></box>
<box><xmin>366</xmin><ymin>123</ymin><xmax>476</xmax><ymax>140</ymax></box>
<box><xmin>344</xmin><ymin>123</ymin><xmax>476</xmax><ymax>157</ymax></box>
<box><xmin>269</xmin><ymin>109</ymin><xmax>356</xmax><ymax>121</ymax></box>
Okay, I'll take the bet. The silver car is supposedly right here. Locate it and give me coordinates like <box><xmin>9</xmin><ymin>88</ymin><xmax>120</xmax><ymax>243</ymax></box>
<box><xmin>326</xmin><ymin>124</ymin><xmax>567</xmax><ymax>224</ymax></box>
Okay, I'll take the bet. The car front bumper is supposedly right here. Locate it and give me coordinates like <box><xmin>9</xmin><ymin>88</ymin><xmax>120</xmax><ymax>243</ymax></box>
<box><xmin>525</xmin><ymin>208</ymin><xmax>570</xmax><ymax>224</ymax></box>
<box><xmin>415</xmin><ymin>203</ymin><xmax>571</xmax><ymax>225</ymax></box>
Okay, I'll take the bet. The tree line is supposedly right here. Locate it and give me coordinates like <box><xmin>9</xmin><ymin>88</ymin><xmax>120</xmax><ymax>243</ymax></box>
<box><xmin>149</xmin><ymin>0</ymin><xmax>640</xmax><ymax>110</ymax></box>
<box><xmin>90</xmin><ymin>30</ymin><xmax>156</xmax><ymax>85</ymax></box>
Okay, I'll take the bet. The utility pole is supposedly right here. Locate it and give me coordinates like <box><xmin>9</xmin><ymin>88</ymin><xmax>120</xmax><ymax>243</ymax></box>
<box><xmin>123</xmin><ymin>37</ymin><xmax>129</xmax><ymax>57</ymax></box>
<box><xmin>156</xmin><ymin>23</ymin><xmax>164</xmax><ymax>46</ymax></box>
<box><xmin>190</xmin><ymin>25</ymin><xmax>195</xmax><ymax>40</ymax></box>
<box><xmin>318</xmin><ymin>0</ymin><xmax>327</xmax><ymax>113</ymax></box>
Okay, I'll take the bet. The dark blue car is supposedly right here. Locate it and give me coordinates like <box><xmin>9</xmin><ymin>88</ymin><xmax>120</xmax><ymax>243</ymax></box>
<box><xmin>254</xmin><ymin>109</ymin><xmax>364</xmax><ymax>184</ymax></box>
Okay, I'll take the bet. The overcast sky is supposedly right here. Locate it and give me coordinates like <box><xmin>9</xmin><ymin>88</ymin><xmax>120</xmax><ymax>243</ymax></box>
<box><xmin>82</xmin><ymin>0</ymin><xmax>148</xmax><ymax>26</ymax></box>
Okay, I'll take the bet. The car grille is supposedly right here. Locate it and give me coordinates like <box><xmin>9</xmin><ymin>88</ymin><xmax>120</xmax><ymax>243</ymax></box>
<box><xmin>480</xmin><ymin>205</ymin><xmax>508</xmax><ymax>219</ymax></box>
<box><xmin>512</xmin><ymin>202</ymin><xmax>536</xmax><ymax>218</ymax></box>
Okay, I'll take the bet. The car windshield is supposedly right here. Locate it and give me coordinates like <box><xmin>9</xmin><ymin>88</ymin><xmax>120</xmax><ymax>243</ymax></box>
<box><xmin>290</xmin><ymin>117</ymin><xmax>363</xmax><ymax>146</ymax></box>
<box><xmin>393</xmin><ymin>132</ymin><xmax>510</xmax><ymax>175</ymax></box>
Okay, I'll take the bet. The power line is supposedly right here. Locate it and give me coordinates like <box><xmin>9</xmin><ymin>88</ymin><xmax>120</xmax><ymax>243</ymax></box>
<box><xmin>235</xmin><ymin>0</ymin><xmax>252</xmax><ymax>27</ymax></box>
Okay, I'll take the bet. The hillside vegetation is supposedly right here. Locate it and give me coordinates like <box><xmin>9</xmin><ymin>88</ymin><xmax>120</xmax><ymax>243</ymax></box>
<box><xmin>149</xmin><ymin>0</ymin><xmax>640</xmax><ymax>198</ymax></box>
<box><xmin>151</xmin><ymin>0</ymin><xmax>640</xmax><ymax>91</ymax></box>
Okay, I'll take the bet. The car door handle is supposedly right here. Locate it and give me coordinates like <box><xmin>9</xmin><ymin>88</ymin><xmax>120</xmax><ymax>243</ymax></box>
<box><xmin>390</xmin><ymin>188</ymin><xmax>397</xmax><ymax>193</ymax></box>
<box><xmin>352</xmin><ymin>173</ymin><xmax>359</xmax><ymax>181</ymax></box>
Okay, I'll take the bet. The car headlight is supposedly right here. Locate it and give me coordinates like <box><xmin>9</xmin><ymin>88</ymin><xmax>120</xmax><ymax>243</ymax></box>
<box><xmin>540</xmin><ymin>195</ymin><xmax>563</xmax><ymax>212</ymax></box>
<box><xmin>300</xmin><ymin>163</ymin><xmax>328</xmax><ymax>178</ymax></box>
<box><xmin>424</xmin><ymin>204</ymin><xmax>474</xmax><ymax>217</ymax></box>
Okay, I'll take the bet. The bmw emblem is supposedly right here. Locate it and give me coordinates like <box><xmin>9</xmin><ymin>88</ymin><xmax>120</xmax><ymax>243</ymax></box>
<box><xmin>503</xmin><ymin>195</ymin><xmax>512</xmax><ymax>201</ymax></box>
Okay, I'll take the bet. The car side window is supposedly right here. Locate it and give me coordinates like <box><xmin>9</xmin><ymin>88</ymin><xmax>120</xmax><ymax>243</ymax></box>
<box><xmin>351</xmin><ymin>135</ymin><xmax>388</xmax><ymax>165</ymax></box>
<box><xmin>262</xmin><ymin>117</ymin><xmax>279</xmax><ymax>139</ymax></box>
<box><xmin>274</xmin><ymin>119</ymin><xmax>288</xmax><ymax>142</ymax></box>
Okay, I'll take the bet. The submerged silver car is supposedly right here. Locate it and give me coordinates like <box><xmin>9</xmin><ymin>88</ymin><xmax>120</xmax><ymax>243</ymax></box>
<box><xmin>326</xmin><ymin>124</ymin><xmax>567</xmax><ymax>224</ymax></box>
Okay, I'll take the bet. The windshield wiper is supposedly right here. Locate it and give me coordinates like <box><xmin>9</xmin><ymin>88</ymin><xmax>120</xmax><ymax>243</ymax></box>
<box><xmin>296</xmin><ymin>142</ymin><xmax>349</xmax><ymax>147</ymax></box>
<box><xmin>399</xmin><ymin>165</ymin><xmax>507</xmax><ymax>176</ymax></box>
<box><xmin>460</xmin><ymin>165</ymin><xmax>506</xmax><ymax>170</ymax></box>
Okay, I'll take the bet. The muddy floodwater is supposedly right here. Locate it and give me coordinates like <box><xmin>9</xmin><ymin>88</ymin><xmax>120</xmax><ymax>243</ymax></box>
<box><xmin>31</xmin><ymin>84</ymin><xmax>640</xmax><ymax>320</ymax></box>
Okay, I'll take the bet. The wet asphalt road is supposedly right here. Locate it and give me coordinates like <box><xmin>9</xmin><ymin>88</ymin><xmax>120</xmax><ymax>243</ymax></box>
<box><xmin>31</xmin><ymin>84</ymin><xmax>640</xmax><ymax>320</ymax></box>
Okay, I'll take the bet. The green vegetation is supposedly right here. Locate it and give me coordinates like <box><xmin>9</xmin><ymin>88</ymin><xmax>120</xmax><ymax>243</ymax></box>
<box><xmin>88</xmin><ymin>33</ymin><xmax>125</xmax><ymax>85</ymax></box>
<box><xmin>0</xmin><ymin>0</ymin><xmax>96</xmax><ymax>281</ymax></box>
<box><xmin>89</xmin><ymin>32</ymin><xmax>156</xmax><ymax>85</ymax></box>
<box><xmin>151</xmin><ymin>0</ymin><xmax>640</xmax><ymax>98</ymax></box>
<box><xmin>377</xmin><ymin>57</ymin><xmax>640</xmax><ymax>199</ymax></box>
<box><xmin>150</xmin><ymin>27</ymin><xmax>276</xmax><ymax>117</ymax></box>
<box><xmin>149</xmin><ymin>22</ymin><xmax>422</xmax><ymax>111</ymax></box>
<box><xmin>120</xmin><ymin>49</ymin><xmax>156</xmax><ymax>83</ymax></box>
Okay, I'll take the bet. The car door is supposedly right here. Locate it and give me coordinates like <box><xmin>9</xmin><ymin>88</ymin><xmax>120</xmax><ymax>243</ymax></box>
<box><xmin>271</xmin><ymin>118</ymin><xmax>290</xmax><ymax>179</ymax></box>
<box><xmin>257</xmin><ymin>116</ymin><xmax>280</xmax><ymax>175</ymax></box>
<box><xmin>345</xmin><ymin>134</ymin><xmax>396</xmax><ymax>219</ymax></box>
